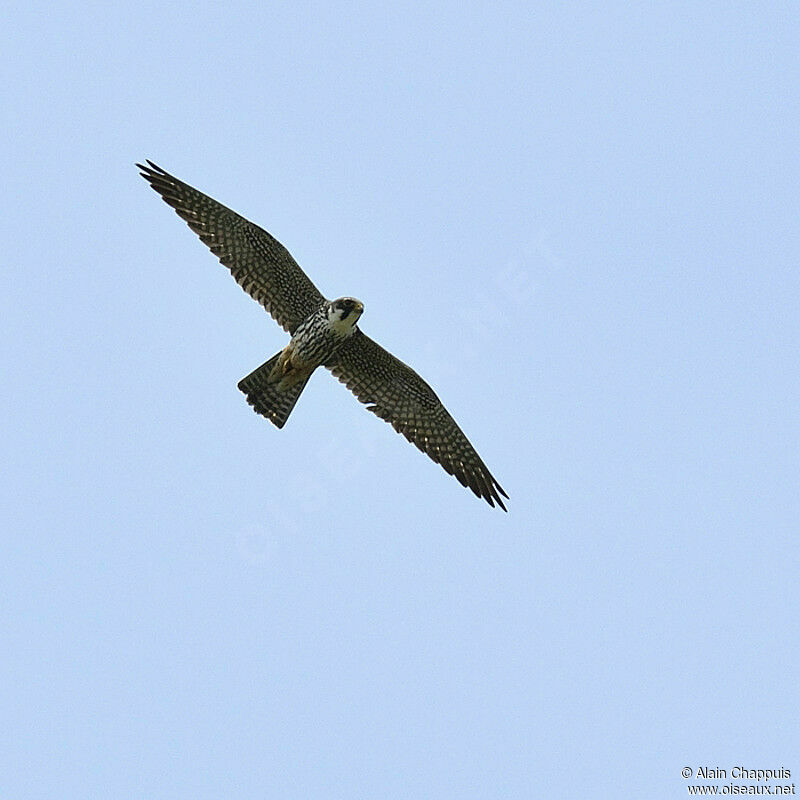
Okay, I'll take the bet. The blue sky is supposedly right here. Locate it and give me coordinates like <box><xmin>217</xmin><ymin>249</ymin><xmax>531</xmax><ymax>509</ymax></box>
<box><xmin>2</xmin><ymin>2</ymin><xmax>798</xmax><ymax>798</ymax></box>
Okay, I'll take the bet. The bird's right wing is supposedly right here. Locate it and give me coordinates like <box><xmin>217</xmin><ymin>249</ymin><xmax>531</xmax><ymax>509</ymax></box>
<box><xmin>326</xmin><ymin>330</ymin><xmax>508</xmax><ymax>510</ymax></box>
<box><xmin>138</xmin><ymin>161</ymin><xmax>325</xmax><ymax>333</ymax></box>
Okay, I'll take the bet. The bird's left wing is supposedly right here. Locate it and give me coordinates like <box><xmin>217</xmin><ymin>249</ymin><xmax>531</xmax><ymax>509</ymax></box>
<box><xmin>326</xmin><ymin>330</ymin><xmax>508</xmax><ymax>510</ymax></box>
<box><xmin>138</xmin><ymin>161</ymin><xmax>325</xmax><ymax>334</ymax></box>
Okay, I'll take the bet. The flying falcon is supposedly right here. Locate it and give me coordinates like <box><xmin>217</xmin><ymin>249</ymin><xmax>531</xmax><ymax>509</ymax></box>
<box><xmin>138</xmin><ymin>161</ymin><xmax>508</xmax><ymax>510</ymax></box>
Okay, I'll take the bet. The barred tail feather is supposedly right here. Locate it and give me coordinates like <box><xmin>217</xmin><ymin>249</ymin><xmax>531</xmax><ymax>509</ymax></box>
<box><xmin>237</xmin><ymin>352</ymin><xmax>311</xmax><ymax>429</ymax></box>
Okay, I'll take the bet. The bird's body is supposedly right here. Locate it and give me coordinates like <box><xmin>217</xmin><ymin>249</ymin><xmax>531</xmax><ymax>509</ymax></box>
<box><xmin>289</xmin><ymin>298</ymin><xmax>363</xmax><ymax>373</ymax></box>
<box><xmin>138</xmin><ymin>161</ymin><xmax>508</xmax><ymax>509</ymax></box>
<box><xmin>269</xmin><ymin>298</ymin><xmax>363</xmax><ymax>388</ymax></box>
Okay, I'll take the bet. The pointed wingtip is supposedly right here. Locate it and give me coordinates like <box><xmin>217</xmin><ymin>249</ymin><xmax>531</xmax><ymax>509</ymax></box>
<box><xmin>136</xmin><ymin>160</ymin><xmax>167</xmax><ymax>177</ymax></box>
<box><xmin>496</xmin><ymin>496</ymin><xmax>508</xmax><ymax>512</ymax></box>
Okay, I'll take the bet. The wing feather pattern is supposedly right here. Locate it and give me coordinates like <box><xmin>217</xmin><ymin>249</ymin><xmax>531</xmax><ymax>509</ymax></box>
<box><xmin>137</xmin><ymin>161</ymin><xmax>324</xmax><ymax>333</ymax></box>
<box><xmin>326</xmin><ymin>331</ymin><xmax>508</xmax><ymax>510</ymax></box>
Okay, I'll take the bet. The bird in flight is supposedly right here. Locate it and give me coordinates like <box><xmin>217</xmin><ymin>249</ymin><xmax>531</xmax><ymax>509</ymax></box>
<box><xmin>138</xmin><ymin>161</ymin><xmax>508</xmax><ymax>510</ymax></box>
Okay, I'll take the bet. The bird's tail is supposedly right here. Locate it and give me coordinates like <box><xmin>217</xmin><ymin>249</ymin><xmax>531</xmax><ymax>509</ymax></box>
<box><xmin>237</xmin><ymin>352</ymin><xmax>312</xmax><ymax>429</ymax></box>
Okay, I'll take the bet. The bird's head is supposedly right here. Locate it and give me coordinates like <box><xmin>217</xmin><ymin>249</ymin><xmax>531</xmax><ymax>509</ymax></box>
<box><xmin>328</xmin><ymin>297</ymin><xmax>364</xmax><ymax>331</ymax></box>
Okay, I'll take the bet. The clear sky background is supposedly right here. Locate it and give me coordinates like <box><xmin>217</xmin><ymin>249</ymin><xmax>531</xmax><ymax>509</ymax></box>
<box><xmin>2</xmin><ymin>3</ymin><xmax>798</xmax><ymax>798</ymax></box>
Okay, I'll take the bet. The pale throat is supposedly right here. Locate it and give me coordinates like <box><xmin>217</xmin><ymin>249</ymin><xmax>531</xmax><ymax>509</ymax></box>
<box><xmin>329</xmin><ymin>313</ymin><xmax>360</xmax><ymax>337</ymax></box>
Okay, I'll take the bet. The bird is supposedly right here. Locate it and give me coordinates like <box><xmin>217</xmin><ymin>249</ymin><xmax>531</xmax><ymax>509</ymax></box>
<box><xmin>137</xmin><ymin>161</ymin><xmax>509</xmax><ymax>510</ymax></box>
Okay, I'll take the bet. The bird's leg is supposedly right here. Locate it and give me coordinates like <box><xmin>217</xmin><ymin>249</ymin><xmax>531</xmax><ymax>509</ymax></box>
<box><xmin>269</xmin><ymin>343</ymin><xmax>312</xmax><ymax>389</ymax></box>
<box><xmin>269</xmin><ymin>345</ymin><xmax>293</xmax><ymax>381</ymax></box>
